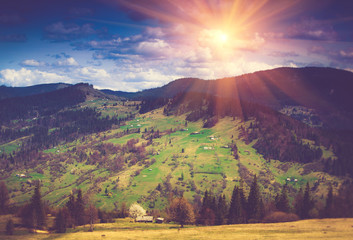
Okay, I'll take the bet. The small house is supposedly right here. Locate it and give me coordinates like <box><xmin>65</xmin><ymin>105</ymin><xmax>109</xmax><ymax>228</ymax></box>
<box><xmin>156</xmin><ymin>217</ymin><xmax>164</xmax><ymax>224</ymax></box>
<box><xmin>136</xmin><ymin>216</ymin><xmax>153</xmax><ymax>223</ymax></box>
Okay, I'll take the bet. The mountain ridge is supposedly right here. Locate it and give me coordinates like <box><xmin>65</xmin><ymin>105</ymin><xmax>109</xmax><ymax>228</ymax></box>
<box><xmin>0</xmin><ymin>82</ymin><xmax>71</xmax><ymax>100</ymax></box>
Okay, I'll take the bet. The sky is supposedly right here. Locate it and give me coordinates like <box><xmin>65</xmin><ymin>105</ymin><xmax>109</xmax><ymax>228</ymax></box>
<box><xmin>0</xmin><ymin>0</ymin><xmax>352</xmax><ymax>91</ymax></box>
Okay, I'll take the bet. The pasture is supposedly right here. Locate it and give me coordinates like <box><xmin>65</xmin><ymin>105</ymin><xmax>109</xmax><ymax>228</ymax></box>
<box><xmin>1</xmin><ymin>217</ymin><xmax>352</xmax><ymax>240</ymax></box>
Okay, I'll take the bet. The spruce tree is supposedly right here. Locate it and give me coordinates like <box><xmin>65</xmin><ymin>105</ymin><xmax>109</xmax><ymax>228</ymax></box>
<box><xmin>0</xmin><ymin>182</ymin><xmax>9</xmax><ymax>215</ymax></box>
<box><xmin>66</xmin><ymin>193</ymin><xmax>76</xmax><ymax>227</ymax></box>
<box><xmin>228</xmin><ymin>186</ymin><xmax>243</xmax><ymax>224</ymax></box>
<box><xmin>216</xmin><ymin>194</ymin><xmax>227</xmax><ymax>225</ymax></box>
<box><xmin>302</xmin><ymin>182</ymin><xmax>314</xmax><ymax>219</ymax></box>
<box><xmin>199</xmin><ymin>190</ymin><xmax>216</xmax><ymax>225</ymax></box>
<box><xmin>276</xmin><ymin>184</ymin><xmax>290</xmax><ymax>213</ymax></box>
<box><xmin>239</xmin><ymin>179</ymin><xmax>247</xmax><ymax>219</ymax></box>
<box><xmin>324</xmin><ymin>184</ymin><xmax>333</xmax><ymax>218</ymax></box>
<box><xmin>295</xmin><ymin>187</ymin><xmax>304</xmax><ymax>218</ymax></box>
<box><xmin>247</xmin><ymin>175</ymin><xmax>261</xmax><ymax>221</ymax></box>
<box><xmin>55</xmin><ymin>209</ymin><xmax>67</xmax><ymax>233</ymax></box>
<box><xmin>31</xmin><ymin>183</ymin><xmax>46</xmax><ymax>229</ymax></box>
<box><xmin>75</xmin><ymin>189</ymin><xmax>85</xmax><ymax>226</ymax></box>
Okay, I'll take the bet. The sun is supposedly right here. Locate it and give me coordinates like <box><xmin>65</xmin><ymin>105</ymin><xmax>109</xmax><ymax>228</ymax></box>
<box><xmin>217</xmin><ymin>31</ymin><xmax>228</xmax><ymax>44</ymax></box>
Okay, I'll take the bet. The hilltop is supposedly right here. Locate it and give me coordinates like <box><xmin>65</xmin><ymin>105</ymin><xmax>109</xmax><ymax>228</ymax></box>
<box><xmin>0</xmin><ymin>67</ymin><xmax>352</xmax><ymax>213</ymax></box>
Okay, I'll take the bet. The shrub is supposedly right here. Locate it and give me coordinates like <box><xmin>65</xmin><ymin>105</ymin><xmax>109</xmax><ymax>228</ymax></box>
<box><xmin>263</xmin><ymin>211</ymin><xmax>299</xmax><ymax>223</ymax></box>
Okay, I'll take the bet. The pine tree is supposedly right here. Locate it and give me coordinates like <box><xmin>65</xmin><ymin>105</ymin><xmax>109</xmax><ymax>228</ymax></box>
<box><xmin>247</xmin><ymin>175</ymin><xmax>262</xmax><ymax>221</ymax></box>
<box><xmin>324</xmin><ymin>184</ymin><xmax>333</xmax><ymax>218</ymax></box>
<box><xmin>239</xmin><ymin>179</ymin><xmax>247</xmax><ymax>217</ymax></box>
<box><xmin>66</xmin><ymin>193</ymin><xmax>76</xmax><ymax>227</ymax></box>
<box><xmin>216</xmin><ymin>194</ymin><xmax>227</xmax><ymax>225</ymax></box>
<box><xmin>276</xmin><ymin>184</ymin><xmax>290</xmax><ymax>213</ymax></box>
<box><xmin>199</xmin><ymin>190</ymin><xmax>216</xmax><ymax>225</ymax></box>
<box><xmin>295</xmin><ymin>187</ymin><xmax>304</xmax><ymax>218</ymax></box>
<box><xmin>302</xmin><ymin>182</ymin><xmax>314</xmax><ymax>219</ymax></box>
<box><xmin>228</xmin><ymin>186</ymin><xmax>243</xmax><ymax>224</ymax></box>
<box><xmin>0</xmin><ymin>182</ymin><xmax>9</xmax><ymax>215</ymax></box>
<box><xmin>20</xmin><ymin>203</ymin><xmax>34</xmax><ymax>228</ymax></box>
<box><xmin>31</xmin><ymin>183</ymin><xmax>46</xmax><ymax>229</ymax></box>
<box><xmin>55</xmin><ymin>209</ymin><xmax>67</xmax><ymax>233</ymax></box>
<box><xmin>75</xmin><ymin>189</ymin><xmax>85</xmax><ymax>226</ymax></box>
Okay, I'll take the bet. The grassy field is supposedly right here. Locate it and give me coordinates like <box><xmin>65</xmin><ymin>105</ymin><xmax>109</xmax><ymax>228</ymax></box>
<box><xmin>1</xmin><ymin>218</ymin><xmax>353</xmax><ymax>240</ymax></box>
<box><xmin>2</xmin><ymin>102</ymin><xmax>347</xmax><ymax>210</ymax></box>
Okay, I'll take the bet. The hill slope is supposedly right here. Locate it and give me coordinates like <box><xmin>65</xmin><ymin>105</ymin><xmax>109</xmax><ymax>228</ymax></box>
<box><xmin>0</xmin><ymin>67</ymin><xmax>352</xmax><ymax>213</ymax></box>
<box><xmin>0</xmin><ymin>83</ymin><xmax>71</xmax><ymax>100</ymax></box>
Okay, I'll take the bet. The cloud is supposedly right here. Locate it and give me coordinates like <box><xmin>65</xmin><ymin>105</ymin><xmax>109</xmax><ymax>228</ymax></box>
<box><xmin>287</xmin><ymin>18</ymin><xmax>337</xmax><ymax>41</ymax></box>
<box><xmin>21</xmin><ymin>59</ymin><xmax>45</xmax><ymax>67</ymax></box>
<box><xmin>269</xmin><ymin>51</ymin><xmax>299</xmax><ymax>58</ymax></box>
<box><xmin>77</xmin><ymin>67</ymin><xmax>110</xmax><ymax>79</ymax></box>
<box><xmin>0</xmin><ymin>68</ymin><xmax>73</xmax><ymax>87</ymax></box>
<box><xmin>338</xmin><ymin>49</ymin><xmax>353</xmax><ymax>59</ymax></box>
<box><xmin>0</xmin><ymin>34</ymin><xmax>27</xmax><ymax>42</ymax></box>
<box><xmin>307</xmin><ymin>45</ymin><xmax>326</xmax><ymax>55</ymax></box>
<box><xmin>135</xmin><ymin>39</ymin><xmax>172</xmax><ymax>59</ymax></box>
<box><xmin>0</xmin><ymin>66</ymin><xmax>112</xmax><ymax>88</ymax></box>
<box><xmin>44</xmin><ymin>22</ymin><xmax>96</xmax><ymax>41</ymax></box>
<box><xmin>54</xmin><ymin>57</ymin><xmax>79</xmax><ymax>67</ymax></box>
<box><xmin>308</xmin><ymin>45</ymin><xmax>353</xmax><ymax>63</ymax></box>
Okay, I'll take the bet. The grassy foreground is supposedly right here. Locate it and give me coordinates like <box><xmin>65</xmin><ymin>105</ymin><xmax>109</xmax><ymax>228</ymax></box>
<box><xmin>1</xmin><ymin>218</ymin><xmax>353</xmax><ymax>240</ymax></box>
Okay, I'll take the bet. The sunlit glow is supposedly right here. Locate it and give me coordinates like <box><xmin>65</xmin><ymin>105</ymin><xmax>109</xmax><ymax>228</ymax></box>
<box><xmin>217</xmin><ymin>31</ymin><xmax>228</xmax><ymax>44</ymax></box>
<box><xmin>115</xmin><ymin>0</ymin><xmax>307</xmax><ymax>118</ymax></box>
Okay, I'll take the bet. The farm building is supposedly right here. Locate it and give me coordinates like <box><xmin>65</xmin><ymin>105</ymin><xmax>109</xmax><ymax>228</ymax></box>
<box><xmin>156</xmin><ymin>217</ymin><xmax>164</xmax><ymax>223</ymax></box>
<box><xmin>136</xmin><ymin>216</ymin><xmax>153</xmax><ymax>223</ymax></box>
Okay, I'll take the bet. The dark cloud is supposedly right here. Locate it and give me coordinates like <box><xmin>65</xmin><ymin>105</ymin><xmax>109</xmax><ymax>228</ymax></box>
<box><xmin>43</xmin><ymin>22</ymin><xmax>96</xmax><ymax>41</ymax></box>
<box><xmin>0</xmin><ymin>34</ymin><xmax>27</xmax><ymax>42</ymax></box>
<box><xmin>330</xmin><ymin>48</ymin><xmax>353</xmax><ymax>63</ymax></box>
<box><xmin>269</xmin><ymin>51</ymin><xmax>299</xmax><ymax>58</ymax></box>
<box><xmin>287</xmin><ymin>18</ymin><xmax>337</xmax><ymax>41</ymax></box>
<box><xmin>307</xmin><ymin>45</ymin><xmax>326</xmax><ymax>55</ymax></box>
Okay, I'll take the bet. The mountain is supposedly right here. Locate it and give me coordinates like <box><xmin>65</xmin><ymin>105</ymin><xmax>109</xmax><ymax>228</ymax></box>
<box><xmin>1</xmin><ymin>67</ymin><xmax>353</xmax><ymax>214</ymax></box>
<box><xmin>135</xmin><ymin>67</ymin><xmax>353</xmax><ymax>130</ymax></box>
<box><xmin>134</xmin><ymin>67</ymin><xmax>353</xmax><ymax>112</ymax></box>
<box><xmin>0</xmin><ymin>83</ymin><xmax>71</xmax><ymax>100</ymax></box>
<box><xmin>0</xmin><ymin>83</ymin><xmax>118</xmax><ymax>124</ymax></box>
<box><xmin>100</xmin><ymin>89</ymin><xmax>137</xmax><ymax>99</ymax></box>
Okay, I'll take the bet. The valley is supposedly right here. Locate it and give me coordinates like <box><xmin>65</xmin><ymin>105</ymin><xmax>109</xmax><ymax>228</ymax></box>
<box><xmin>0</xmin><ymin>98</ymin><xmax>345</xmax><ymax>210</ymax></box>
<box><xmin>1</xmin><ymin>67</ymin><xmax>353</xmax><ymax>237</ymax></box>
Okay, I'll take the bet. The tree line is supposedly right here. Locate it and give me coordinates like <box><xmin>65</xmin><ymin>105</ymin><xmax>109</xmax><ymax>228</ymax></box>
<box><xmin>1</xmin><ymin>178</ymin><xmax>353</xmax><ymax>235</ymax></box>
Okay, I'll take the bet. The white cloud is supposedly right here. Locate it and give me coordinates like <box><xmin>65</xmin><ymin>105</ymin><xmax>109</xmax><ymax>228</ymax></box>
<box><xmin>0</xmin><ymin>68</ymin><xmax>73</xmax><ymax>86</ymax></box>
<box><xmin>77</xmin><ymin>67</ymin><xmax>110</xmax><ymax>79</ymax></box>
<box><xmin>136</xmin><ymin>39</ymin><xmax>173</xmax><ymax>59</ymax></box>
<box><xmin>54</xmin><ymin>57</ymin><xmax>79</xmax><ymax>67</ymax></box>
<box><xmin>21</xmin><ymin>59</ymin><xmax>45</xmax><ymax>67</ymax></box>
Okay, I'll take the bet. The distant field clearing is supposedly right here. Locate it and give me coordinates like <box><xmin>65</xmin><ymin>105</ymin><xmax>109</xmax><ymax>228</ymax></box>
<box><xmin>2</xmin><ymin>218</ymin><xmax>353</xmax><ymax>240</ymax></box>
